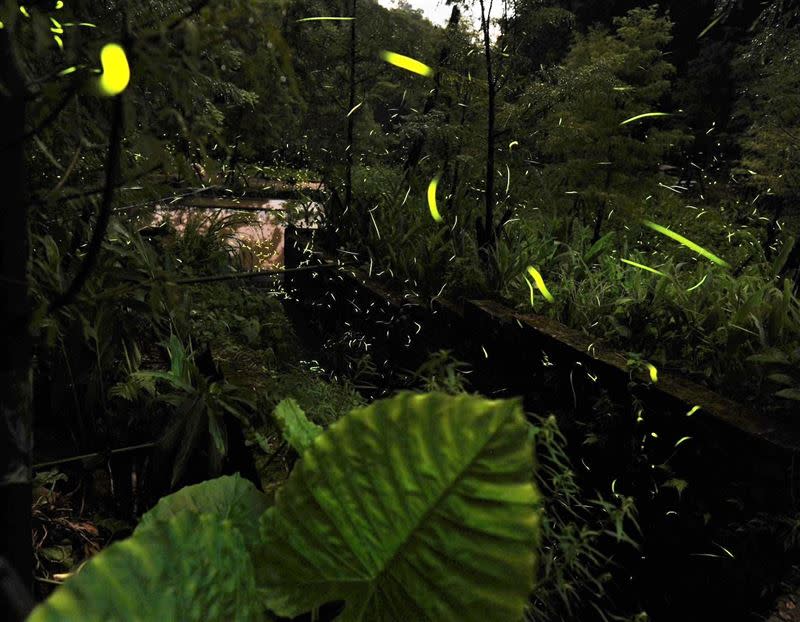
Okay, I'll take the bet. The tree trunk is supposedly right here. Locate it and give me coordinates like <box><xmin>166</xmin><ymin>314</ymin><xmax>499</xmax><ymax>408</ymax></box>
<box><xmin>478</xmin><ymin>0</ymin><xmax>497</xmax><ymax>260</ymax></box>
<box><xmin>0</xmin><ymin>29</ymin><xmax>33</xmax><ymax>593</ymax></box>
<box><xmin>344</xmin><ymin>0</ymin><xmax>357</xmax><ymax>212</ymax></box>
<box><xmin>402</xmin><ymin>5</ymin><xmax>461</xmax><ymax>174</ymax></box>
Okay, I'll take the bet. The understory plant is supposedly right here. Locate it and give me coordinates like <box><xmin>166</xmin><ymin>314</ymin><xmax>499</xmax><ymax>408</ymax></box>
<box><xmin>28</xmin><ymin>391</ymin><xmax>541</xmax><ymax>622</ymax></box>
<box><xmin>111</xmin><ymin>332</ymin><xmax>258</xmax><ymax>488</ymax></box>
<box><xmin>408</xmin><ymin>351</ymin><xmax>644</xmax><ymax>620</ymax></box>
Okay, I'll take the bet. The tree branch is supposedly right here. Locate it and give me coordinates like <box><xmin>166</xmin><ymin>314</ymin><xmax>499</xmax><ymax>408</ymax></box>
<box><xmin>0</xmin><ymin>84</ymin><xmax>78</xmax><ymax>150</ymax></box>
<box><xmin>172</xmin><ymin>262</ymin><xmax>345</xmax><ymax>285</ymax></box>
<box><xmin>49</xmin><ymin>162</ymin><xmax>163</xmax><ymax>203</ymax></box>
<box><xmin>48</xmin><ymin>93</ymin><xmax>125</xmax><ymax>313</ymax></box>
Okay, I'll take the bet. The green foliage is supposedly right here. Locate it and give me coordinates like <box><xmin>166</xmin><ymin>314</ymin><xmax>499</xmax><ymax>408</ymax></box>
<box><xmin>28</xmin><ymin>510</ymin><xmax>265</xmax><ymax>622</ymax></box>
<box><xmin>31</xmin><ymin>393</ymin><xmax>540</xmax><ymax>622</ymax></box>
<box><xmin>731</xmin><ymin>10</ymin><xmax>800</xmax><ymax>200</ymax></box>
<box><xmin>258</xmin><ymin>391</ymin><xmax>540</xmax><ymax>621</ymax></box>
<box><xmin>499</xmin><ymin>2</ymin><xmax>576</xmax><ymax>83</ymax></box>
<box><xmin>528</xmin><ymin>415</ymin><xmax>641</xmax><ymax>621</ymax></box>
<box><xmin>412</xmin><ymin>349</ymin><xmax>472</xmax><ymax>394</ymax></box>
<box><xmin>160</xmin><ymin>210</ymin><xmax>260</xmax><ymax>276</ymax></box>
<box><xmin>115</xmin><ymin>333</ymin><xmax>258</xmax><ymax>487</ymax></box>
<box><xmin>186</xmin><ymin>283</ymin><xmax>297</xmax><ymax>366</ymax></box>
<box><xmin>270</xmin><ymin>398</ymin><xmax>323</xmax><ymax>454</ymax></box>
<box><xmin>497</xmin><ymin>215</ymin><xmax>800</xmax><ymax>400</ymax></box>
<box><xmin>340</xmin><ymin>164</ymin><xmax>488</xmax><ymax>299</ymax></box>
<box><xmin>14</xmin><ymin>0</ymin><xmax>800</xmax><ymax>616</ymax></box>
<box><xmin>748</xmin><ymin>344</ymin><xmax>800</xmax><ymax>403</ymax></box>
<box><xmin>30</xmin><ymin>219</ymin><xmax>182</xmax><ymax>450</ymax></box>
<box><xmin>524</xmin><ymin>6</ymin><xmax>689</xmax><ymax>229</ymax></box>
<box><xmin>137</xmin><ymin>474</ymin><xmax>270</xmax><ymax>545</ymax></box>
<box><xmin>385</xmin><ymin>356</ymin><xmax>644</xmax><ymax>620</ymax></box>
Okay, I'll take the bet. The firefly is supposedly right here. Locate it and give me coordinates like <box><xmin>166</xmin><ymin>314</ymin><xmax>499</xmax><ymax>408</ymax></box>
<box><xmin>526</xmin><ymin>266</ymin><xmax>554</xmax><ymax>303</ymax></box>
<box><xmin>296</xmin><ymin>16</ymin><xmax>354</xmax><ymax>22</ymax></box>
<box><xmin>380</xmin><ymin>50</ymin><xmax>433</xmax><ymax>77</ymax></box>
<box><xmin>96</xmin><ymin>43</ymin><xmax>130</xmax><ymax>97</ymax></box>
<box><xmin>621</xmin><ymin>258</ymin><xmax>666</xmax><ymax>276</ymax></box>
<box><xmin>620</xmin><ymin>112</ymin><xmax>671</xmax><ymax>126</ymax></box>
<box><xmin>643</xmin><ymin>220</ymin><xmax>730</xmax><ymax>268</ymax></box>
<box><xmin>427</xmin><ymin>177</ymin><xmax>443</xmax><ymax>222</ymax></box>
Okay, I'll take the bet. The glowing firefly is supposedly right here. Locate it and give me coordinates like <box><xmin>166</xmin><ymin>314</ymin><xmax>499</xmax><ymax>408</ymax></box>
<box><xmin>380</xmin><ymin>50</ymin><xmax>433</xmax><ymax>77</ymax></box>
<box><xmin>698</xmin><ymin>13</ymin><xmax>722</xmax><ymax>39</ymax></box>
<box><xmin>620</xmin><ymin>112</ymin><xmax>671</xmax><ymax>126</ymax></box>
<box><xmin>526</xmin><ymin>266</ymin><xmax>554</xmax><ymax>303</ymax></box>
<box><xmin>427</xmin><ymin>177</ymin><xmax>443</xmax><ymax>222</ymax></box>
<box><xmin>523</xmin><ymin>275</ymin><xmax>535</xmax><ymax>306</ymax></box>
<box><xmin>643</xmin><ymin>220</ymin><xmax>730</xmax><ymax>268</ymax></box>
<box><xmin>621</xmin><ymin>258</ymin><xmax>666</xmax><ymax>276</ymax></box>
<box><xmin>686</xmin><ymin>274</ymin><xmax>708</xmax><ymax>291</ymax></box>
<box><xmin>95</xmin><ymin>43</ymin><xmax>130</xmax><ymax>97</ymax></box>
<box><xmin>296</xmin><ymin>16</ymin><xmax>354</xmax><ymax>22</ymax></box>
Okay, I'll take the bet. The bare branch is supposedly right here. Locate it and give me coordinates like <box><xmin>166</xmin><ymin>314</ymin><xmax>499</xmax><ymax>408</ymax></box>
<box><xmin>49</xmin><ymin>93</ymin><xmax>125</xmax><ymax>313</ymax></box>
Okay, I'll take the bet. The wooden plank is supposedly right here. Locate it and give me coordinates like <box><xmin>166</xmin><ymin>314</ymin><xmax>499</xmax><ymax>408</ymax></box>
<box><xmin>284</xmin><ymin>242</ymin><xmax>800</xmax><ymax>454</ymax></box>
<box><xmin>173</xmin><ymin>196</ymin><xmax>287</xmax><ymax>211</ymax></box>
<box><xmin>466</xmin><ymin>299</ymin><xmax>800</xmax><ymax>451</ymax></box>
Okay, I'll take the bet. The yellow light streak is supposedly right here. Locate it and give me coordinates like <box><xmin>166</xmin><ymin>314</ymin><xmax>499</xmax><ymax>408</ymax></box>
<box><xmin>621</xmin><ymin>258</ymin><xmax>666</xmax><ymax>276</ymax></box>
<box><xmin>427</xmin><ymin>176</ymin><xmax>443</xmax><ymax>222</ymax></box>
<box><xmin>296</xmin><ymin>16</ymin><xmax>354</xmax><ymax>22</ymax></box>
<box><xmin>379</xmin><ymin>50</ymin><xmax>433</xmax><ymax>77</ymax></box>
<box><xmin>526</xmin><ymin>266</ymin><xmax>554</xmax><ymax>303</ymax></box>
<box><xmin>620</xmin><ymin>112</ymin><xmax>670</xmax><ymax>126</ymax></box>
<box><xmin>643</xmin><ymin>220</ymin><xmax>730</xmax><ymax>268</ymax></box>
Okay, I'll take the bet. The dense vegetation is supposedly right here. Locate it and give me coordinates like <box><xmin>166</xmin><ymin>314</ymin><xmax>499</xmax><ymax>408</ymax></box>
<box><xmin>1</xmin><ymin>0</ymin><xmax>799</xmax><ymax>620</ymax></box>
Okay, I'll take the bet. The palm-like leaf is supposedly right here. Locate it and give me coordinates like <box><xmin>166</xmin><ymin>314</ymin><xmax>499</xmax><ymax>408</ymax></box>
<box><xmin>258</xmin><ymin>391</ymin><xmax>541</xmax><ymax>621</ymax></box>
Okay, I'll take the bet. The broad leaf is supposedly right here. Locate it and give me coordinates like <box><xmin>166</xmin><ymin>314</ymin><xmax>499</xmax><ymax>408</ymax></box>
<box><xmin>747</xmin><ymin>349</ymin><xmax>790</xmax><ymax>365</ymax></box>
<box><xmin>776</xmin><ymin>388</ymin><xmax>800</xmax><ymax>401</ymax></box>
<box><xmin>272</xmin><ymin>397</ymin><xmax>323</xmax><ymax>454</ymax></box>
<box><xmin>583</xmin><ymin>231</ymin><xmax>616</xmax><ymax>264</ymax></box>
<box><xmin>137</xmin><ymin>474</ymin><xmax>269</xmax><ymax>544</ymax></box>
<box><xmin>258</xmin><ymin>391</ymin><xmax>541</xmax><ymax>621</ymax></box>
<box><xmin>772</xmin><ymin>236</ymin><xmax>796</xmax><ymax>277</ymax></box>
<box><xmin>28</xmin><ymin>511</ymin><xmax>267</xmax><ymax>622</ymax></box>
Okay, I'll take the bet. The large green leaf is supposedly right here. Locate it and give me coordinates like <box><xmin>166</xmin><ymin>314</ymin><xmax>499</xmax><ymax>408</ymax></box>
<box><xmin>28</xmin><ymin>511</ymin><xmax>267</xmax><ymax>622</ymax></box>
<box><xmin>136</xmin><ymin>474</ymin><xmax>270</xmax><ymax>544</ymax></box>
<box><xmin>272</xmin><ymin>397</ymin><xmax>323</xmax><ymax>454</ymax></box>
<box><xmin>258</xmin><ymin>391</ymin><xmax>541</xmax><ymax>621</ymax></box>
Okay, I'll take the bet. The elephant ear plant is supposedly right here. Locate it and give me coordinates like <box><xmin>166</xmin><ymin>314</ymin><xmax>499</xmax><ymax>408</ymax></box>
<box><xmin>28</xmin><ymin>391</ymin><xmax>541</xmax><ymax>622</ymax></box>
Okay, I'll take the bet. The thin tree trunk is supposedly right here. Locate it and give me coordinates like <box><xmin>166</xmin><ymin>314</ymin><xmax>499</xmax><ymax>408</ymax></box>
<box><xmin>445</xmin><ymin>88</ymin><xmax>471</xmax><ymax>216</ymax></box>
<box><xmin>478</xmin><ymin>0</ymin><xmax>497</xmax><ymax>257</ymax></box>
<box><xmin>0</xmin><ymin>28</ymin><xmax>33</xmax><ymax>594</ymax></box>
<box><xmin>344</xmin><ymin>0</ymin><xmax>357</xmax><ymax>212</ymax></box>
<box><xmin>402</xmin><ymin>5</ymin><xmax>461</xmax><ymax>174</ymax></box>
